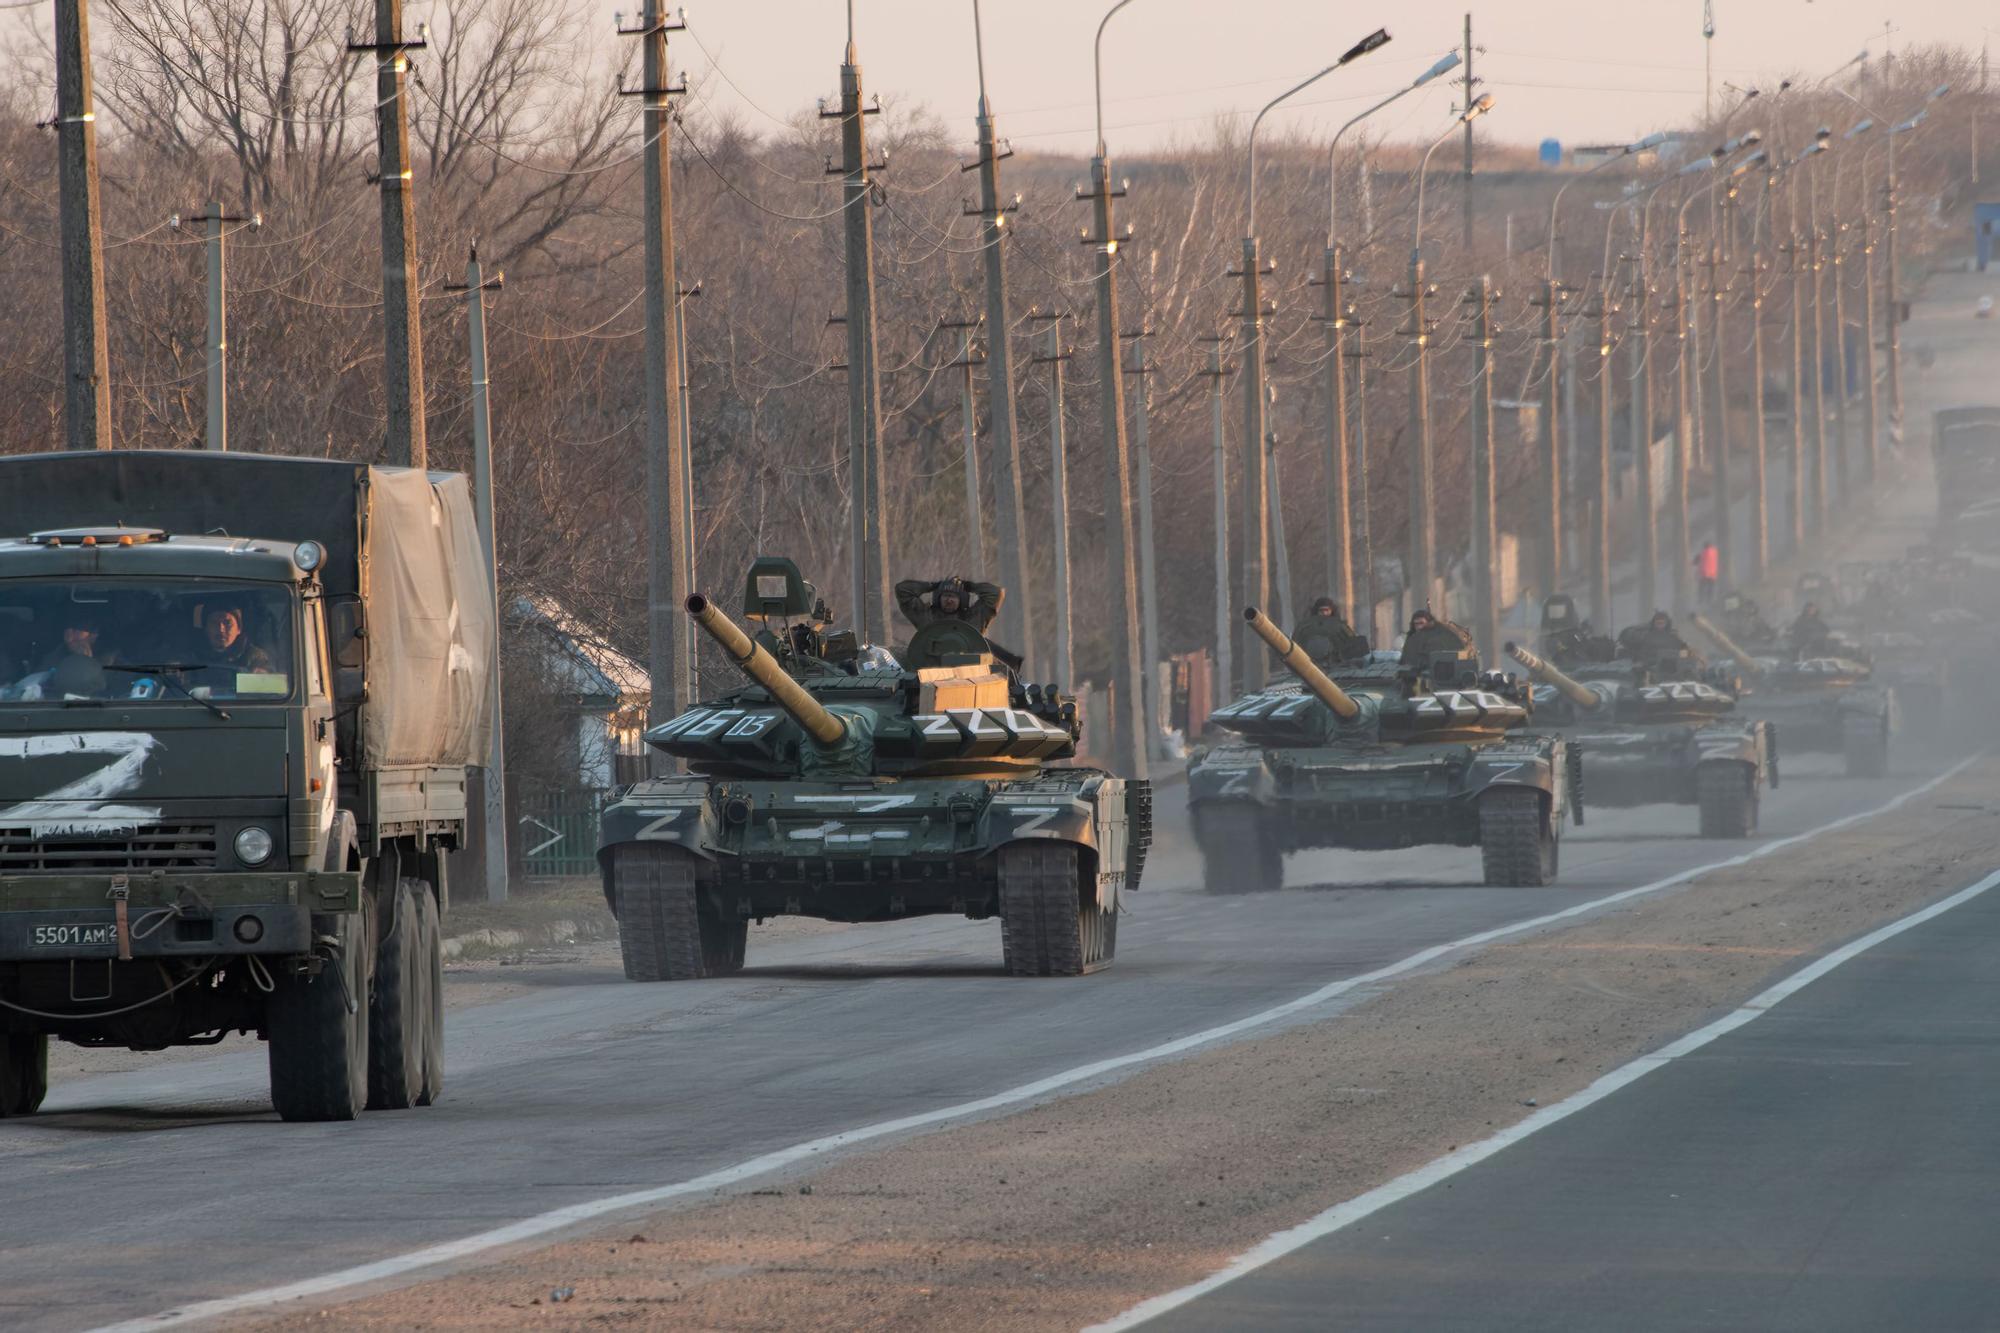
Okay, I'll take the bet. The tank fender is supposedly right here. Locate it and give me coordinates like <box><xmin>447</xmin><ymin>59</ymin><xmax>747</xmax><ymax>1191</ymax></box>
<box><xmin>983</xmin><ymin>787</ymin><xmax>1101</xmax><ymax>850</ymax></box>
<box><xmin>1467</xmin><ymin>740</ymin><xmax>1568</xmax><ymax>828</ymax></box>
<box><xmin>1186</xmin><ymin>746</ymin><xmax>1277</xmax><ymax>805</ymax></box>
<box><xmin>596</xmin><ymin>778</ymin><xmax>720</xmax><ymax>909</ymax></box>
<box><xmin>1694</xmin><ymin>722</ymin><xmax>1769</xmax><ymax>788</ymax></box>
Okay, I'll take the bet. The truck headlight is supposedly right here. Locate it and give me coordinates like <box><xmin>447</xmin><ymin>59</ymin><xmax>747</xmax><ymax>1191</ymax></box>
<box><xmin>234</xmin><ymin>826</ymin><xmax>274</xmax><ymax>866</ymax></box>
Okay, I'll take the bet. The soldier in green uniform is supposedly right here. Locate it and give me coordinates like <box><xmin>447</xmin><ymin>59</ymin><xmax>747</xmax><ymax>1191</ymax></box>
<box><xmin>896</xmin><ymin>575</ymin><xmax>1004</xmax><ymax>634</ymax></box>
<box><xmin>1398</xmin><ymin>607</ymin><xmax>1475</xmax><ymax>667</ymax></box>
<box><xmin>1292</xmin><ymin>597</ymin><xmax>1368</xmax><ymax>667</ymax></box>
<box><xmin>1787</xmin><ymin>601</ymin><xmax>1837</xmax><ymax>659</ymax></box>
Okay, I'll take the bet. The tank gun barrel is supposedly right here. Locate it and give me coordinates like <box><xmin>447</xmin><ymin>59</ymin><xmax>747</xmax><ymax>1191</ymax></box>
<box><xmin>1243</xmin><ymin>607</ymin><xmax>1360</xmax><ymax>719</ymax></box>
<box><xmin>685</xmin><ymin>593</ymin><xmax>846</xmax><ymax>745</ymax></box>
<box><xmin>1506</xmin><ymin>641</ymin><xmax>1607</xmax><ymax>711</ymax></box>
<box><xmin>1689</xmin><ymin>613</ymin><xmax>1765</xmax><ymax>678</ymax></box>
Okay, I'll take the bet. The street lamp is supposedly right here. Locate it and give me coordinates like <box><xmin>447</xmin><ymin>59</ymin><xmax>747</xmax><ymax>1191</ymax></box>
<box><xmin>1237</xmin><ymin>26</ymin><xmax>1390</xmax><ymax>640</ymax></box>
<box><xmin>1405</xmin><ymin>93</ymin><xmax>1494</xmax><ymax>616</ymax></box>
<box><xmin>1320</xmin><ymin>47</ymin><xmax>1456</xmax><ymax>616</ymax></box>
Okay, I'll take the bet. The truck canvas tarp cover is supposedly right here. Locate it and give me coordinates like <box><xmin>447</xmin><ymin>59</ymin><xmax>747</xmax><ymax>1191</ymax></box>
<box><xmin>0</xmin><ymin>449</ymin><xmax>494</xmax><ymax>770</ymax></box>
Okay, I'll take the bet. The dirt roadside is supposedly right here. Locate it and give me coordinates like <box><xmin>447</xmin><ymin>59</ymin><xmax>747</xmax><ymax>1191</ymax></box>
<box><xmin>236</xmin><ymin>754</ymin><xmax>2000</xmax><ymax>1332</ymax></box>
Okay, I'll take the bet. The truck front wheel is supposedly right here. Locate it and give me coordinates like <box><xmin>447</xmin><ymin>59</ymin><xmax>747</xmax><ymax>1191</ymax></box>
<box><xmin>0</xmin><ymin>1034</ymin><xmax>48</xmax><ymax>1117</ymax></box>
<box><xmin>268</xmin><ymin>901</ymin><xmax>371</xmax><ymax>1122</ymax></box>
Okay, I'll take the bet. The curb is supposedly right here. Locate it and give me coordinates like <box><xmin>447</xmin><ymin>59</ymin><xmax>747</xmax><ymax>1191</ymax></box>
<box><xmin>440</xmin><ymin>914</ymin><xmax>616</xmax><ymax>960</ymax></box>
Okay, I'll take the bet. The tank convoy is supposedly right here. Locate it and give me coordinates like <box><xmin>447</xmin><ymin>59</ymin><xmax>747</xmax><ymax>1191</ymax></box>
<box><xmin>1508</xmin><ymin>642</ymin><xmax>1773</xmax><ymax>838</ymax></box>
<box><xmin>1187</xmin><ymin>608</ymin><xmax>1577</xmax><ymax>892</ymax></box>
<box><xmin>594</xmin><ymin>558</ymin><xmax>1149</xmax><ymax>980</ymax></box>
<box><xmin>1693</xmin><ymin>613</ymin><xmax>1894</xmax><ymax>779</ymax></box>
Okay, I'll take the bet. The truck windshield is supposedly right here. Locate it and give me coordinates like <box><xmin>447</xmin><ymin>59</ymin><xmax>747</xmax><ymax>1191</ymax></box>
<box><xmin>0</xmin><ymin>579</ymin><xmax>294</xmax><ymax>703</ymax></box>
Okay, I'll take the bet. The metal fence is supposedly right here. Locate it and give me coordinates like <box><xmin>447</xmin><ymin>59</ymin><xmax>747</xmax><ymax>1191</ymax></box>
<box><xmin>516</xmin><ymin>789</ymin><xmax>608</xmax><ymax>879</ymax></box>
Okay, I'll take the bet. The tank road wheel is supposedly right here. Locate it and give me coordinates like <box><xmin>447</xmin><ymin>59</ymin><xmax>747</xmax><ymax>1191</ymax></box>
<box><xmin>1196</xmin><ymin>805</ymin><xmax>1282</xmax><ymax>894</ymax></box>
<box><xmin>1479</xmin><ymin>788</ymin><xmax>1557</xmax><ymax>888</ymax></box>
<box><xmin>999</xmin><ymin>842</ymin><xmax>1113</xmax><ymax>976</ymax></box>
<box><xmin>268</xmin><ymin>899</ymin><xmax>371</xmax><ymax>1122</ymax></box>
<box><xmin>1696</xmin><ymin>764</ymin><xmax>1759</xmax><ymax>839</ymax></box>
<box><xmin>613</xmin><ymin>844</ymin><xmax>744</xmax><ymax>982</ymax></box>
<box><xmin>415</xmin><ymin>884</ymin><xmax>445</xmax><ymax>1107</ymax></box>
<box><xmin>366</xmin><ymin>879</ymin><xmax>426</xmax><ymax>1111</ymax></box>
<box><xmin>1843</xmin><ymin>714</ymin><xmax>1890</xmax><ymax>779</ymax></box>
<box><xmin>0</xmin><ymin>1034</ymin><xmax>49</xmax><ymax>1117</ymax></box>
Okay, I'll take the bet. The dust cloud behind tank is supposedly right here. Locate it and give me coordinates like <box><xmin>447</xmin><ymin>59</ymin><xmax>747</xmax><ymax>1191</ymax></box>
<box><xmin>1186</xmin><ymin>608</ymin><xmax>1576</xmax><ymax>893</ymax></box>
<box><xmin>595</xmin><ymin>556</ymin><xmax>1150</xmax><ymax>980</ymax></box>
<box><xmin>1508</xmin><ymin>640</ymin><xmax>1773</xmax><ymax>839</ymax></box>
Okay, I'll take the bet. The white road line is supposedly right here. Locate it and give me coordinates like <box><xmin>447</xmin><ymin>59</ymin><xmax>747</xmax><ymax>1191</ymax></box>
<box><xmin>1094</xmin><ymin>805</ymin><xmax>2000</xmax><ymax>1328</ymax></box>
<box><xmin>95</xmin><ymin>757</ymin><xmax>1978</xmax><ymax>1332</ymax></box>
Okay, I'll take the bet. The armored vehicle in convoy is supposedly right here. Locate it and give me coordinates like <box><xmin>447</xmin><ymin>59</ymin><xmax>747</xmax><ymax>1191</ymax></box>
<box><xmin>596</xmin><ymin>559</ymin><xmax>1149</xmax><ymax>979</ymax></box>
<box><xmin>1693</xmin><ymin>614</ymin><xmax>1894</xmax><ymax>779</ymax></box>
<box><xmin>0</xmin><ymin>451</ymin><xmax>494</xmax><ymax>1121</ymax></box>
<box><xmin>1186</xmin><ymin>608</ymin><xmax>1576</xmax><ymax>892</ymax></box>
<box><xmin>1933</xmin><ymin>405</ymin><xmax>2000</xmax><ymax>527</ymax></box>
<box><xmin>1508</xmin><ymin>644</ymin><xmax>1773</xmax><ymax>838</ymax></box>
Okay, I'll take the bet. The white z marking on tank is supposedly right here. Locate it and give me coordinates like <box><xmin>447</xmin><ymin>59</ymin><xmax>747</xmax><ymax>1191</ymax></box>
<box><xmin>793</xmin><ymin>794</ymin><xmax>919</xmax><ymax>813</ymax></box>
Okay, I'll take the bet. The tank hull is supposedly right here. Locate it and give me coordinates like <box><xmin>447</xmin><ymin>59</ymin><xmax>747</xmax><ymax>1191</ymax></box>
<box><xmin>1553</xmin><ymin>721</ymin><xmax>1771</xmax><ymax>808</ymax></box>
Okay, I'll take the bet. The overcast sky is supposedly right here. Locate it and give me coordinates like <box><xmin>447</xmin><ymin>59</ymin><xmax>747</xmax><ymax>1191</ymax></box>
<box><xmin>668</xmin><ymin>0</ymin><xmax>1987</xmax><ymax>156</ymax></box>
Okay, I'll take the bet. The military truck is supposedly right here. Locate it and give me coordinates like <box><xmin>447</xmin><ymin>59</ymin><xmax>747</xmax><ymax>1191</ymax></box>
<box><xmin>0</xmin><ymin>451</ymin><xmax>494</xmax><ymax>1121</ymax></box>
<box><xmin>1509</xmin><ymin>643</ymin><xmax>1773</xmax><ymax>838</ymax></box>
<box><xmin>1693</xmin><ymin>613</ymin><xmax>1893</xmax><ymax>778</ymax></box>
<box><xmin>1933</xmin><ymin>405</ymin><xmax>2000</xmax><ymax>524</ymax></box>
<box><xmin>596</xmin><ymin>558</ymin><xmax>1148</xmax><ymax>979</ymax></box>
<box><xmin>1187</xmin><ymin>608</ymin><xmax>1576</xmax><ymax>891</ymax></box>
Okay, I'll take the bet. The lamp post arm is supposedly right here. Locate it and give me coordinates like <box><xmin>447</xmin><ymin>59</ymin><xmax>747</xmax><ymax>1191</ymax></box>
<box><xmin>1093</xmin><ymin>0</ymin><xmax>1143</xmax><ymax>156</ymax></box>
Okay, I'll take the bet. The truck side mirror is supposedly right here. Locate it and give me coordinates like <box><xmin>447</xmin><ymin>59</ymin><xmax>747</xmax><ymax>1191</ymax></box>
<box><xmin>328</xmin><ymin>599</ymin><xmax>366</xmax><ymax>669</ymax></box>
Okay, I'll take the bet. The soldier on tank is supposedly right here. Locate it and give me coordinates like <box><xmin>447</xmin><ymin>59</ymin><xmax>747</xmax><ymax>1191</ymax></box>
<box><xmin>1718</xmin><ymin>591</ymin><xmax>1778</xmax><ymax>648</ymax></box>
<box><xmin>1617</xmin><ymin>611</ymin><xmax>1702</xmax><ymax>674</ymax></box>
<box><xmin>896</xmin><ymin>575</ymin><xmax>1004</xmax><ymax>634</ymax></box>
<box><xmin>1787</xmin><ymin>601</ymin><xmax>1837</xmax><ymax>659</ymax></box>
<box><xmin>1292</xmin><ymin>597</ymin><xmax>1368</xmax><ymax>667</ymax></box>
<box><xmin>1537</xmin><ymin>593</ymin><xmax>1615</xmax><ymax>667</ymax></box>
<box><xmin>1398</xmin><ymin>607</ymin><xmax>1475</xmax><ymax>667</ymax></box>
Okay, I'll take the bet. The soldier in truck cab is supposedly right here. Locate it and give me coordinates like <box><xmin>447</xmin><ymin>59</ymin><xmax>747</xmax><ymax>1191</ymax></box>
<box><xmin>197</xmin><ymin>602</ymin><xmax>277</xmax><ymax>677</ymax></box>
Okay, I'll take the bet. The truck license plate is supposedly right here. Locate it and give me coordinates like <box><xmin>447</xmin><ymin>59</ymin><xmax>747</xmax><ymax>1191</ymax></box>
<box><xmin>30</xmin><ymin>923</ymin><xmax>116</xmax><ymax>949</ymax></box>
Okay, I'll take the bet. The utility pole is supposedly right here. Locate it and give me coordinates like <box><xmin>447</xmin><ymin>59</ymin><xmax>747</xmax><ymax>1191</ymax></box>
<box><xmin>1590</xmin><ymin>278</ymin><xmax>1615</xmax><ymax>626</ymax></box>
<box><xmin>1200</xmin><ymin>334</ymin><xmax>1234</xmax><ymax>704</ymax></box>
<box><xmin>1267</xmin><ymin>415</ymin><xmax>1294</xmax><ymax>624</ymax></box>
<box><xmin>1704</xmin><ymin>226</ymin><xmax>1731</xmax><ymax>587</ymax></box>
<box><xmin>177</xmin><ymin>202</ymin><xmax>255</xmax><ymax>452</ymax></box>
<box><xmin>446</xmin><ymin>248</ymin><xmax>508</xmax><ymax>902</ymax></box>
<box><xmin>1807</xmin><ymin>213</ymin><xmax>1829</xmax><ymax>534</ymax></box>
<box><xmin>1031</xmin><ymin>314</ymin><xmax>1074</xmax><ymax>688</ymax></box>
<box><xmin>1405</xmin><ymin>252</ymin><xmax>1437</xmax><ymax>615</ymax></box>
<box><xmin>1125</xmin><ymin>329</ymin><xmax>1163</xmax><ymax>759</ymax></box>
<box><xmin>1234</xmin><ymin>239</ymin><xmax>1271</xmax><ymax>688</ymax></box>
<box><xmin>1460</xmin><ymin>13</ymin><xmax>1476</xmax><ymax>252</ymax></box>
<box><xmin>966</xmin><ymin>0</ymin><xmax>1032</xmax><ymax>663</ymax></box>
<box><xmin>1883</xmin><ymin>160</ymin><xmax>1903</xmax><ymax>447</ymax></box>
<box><xmin>1744</xmin><ymin>214</ymin><xmax>1770</xmax><ymax>584</ymax></box>
<box><xmin>1533</xmin><ymin>278</ymin><xmax>1564</xmax><ymax>597</ymax></box>
<box><xmin>1828</xmin><ymin>217</ymin><xmax>1851</xmax><ymax>507</ymax></box>
<box><xmin>1318</xmin><ymin>246</ymin><xmax>1354</xmax><ymax>613</ymax></box>
<box><xmin>1629</xmin><ymin>252</ymin><xmax>1659</xmax><ymax>615</ymax></box>
<box><xmin>1858</xmin><ymin>210</ymin><xmax>1881</xmax><ymax>482</ymax></box>
<box><xmin>619</xmin><ymin>2</ymin><xmax>692</xmax><ymax>763</ymax></box>
<box><xmin>1467</xmin><ymin>277</ymin><xmax>1500</xmax><ymax>662</ymax></box>
<box><xmin>943</xmin><ymin>318</ymin><xmax>987</xmax><ymax>568</ymax></box>
<box><xmin>1785</xmin><ymin>199</ymin><xmax>1808</xmax><ymax>555</ymax></box>
<box><xmin>53</xmin><ymin>0</ymin><xmax>110</xmax><ymax>451</ymax></box>
<box><xmin>1349</xmin><ymin>317</ymin><xmax>1376</xmax><ymax>629</ymax></box>
<box><xmin>1672</xmin><ymin>231</ymin><xmax>1694</xmax><ymax>613</ymax></box>
<box><xmin>1077</xmin><ymin>155</ymin><xmax>1149</xmax><ymax>777</ymax></box>
<box><xmin>675</xmin><ymin>275</ymin><xmax>700</xmax><ymax>682</ymax></box>
<box><xmin>824</xmin><ymin>10</ymin><xmax>891</xmax><ymax>645</ymax></box>
<box><xmin>353</xmin><ymin>0</ymin><xmax>427</xmax><ymax>469</ymax></box>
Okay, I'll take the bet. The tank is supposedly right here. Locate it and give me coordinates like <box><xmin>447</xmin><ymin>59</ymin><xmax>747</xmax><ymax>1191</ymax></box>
<box><xmin>1692</xmin><ymin>613</ymin><xmax>1895</xmax><ymax>778</ymax></box>
<box><xmin>1185</xmin><ymin>608</ymin><xmax>1578</xmax><ymax>891</ymax></box>
<box><xmin>594</xmin><ymin>557</ymin><xmax>1151</xmax><ymax>980</ymax></box>
<box><xmin>1508</xmin><ymin>643</ymin><xmax>1774</xmax><ymax>838</ymax></box>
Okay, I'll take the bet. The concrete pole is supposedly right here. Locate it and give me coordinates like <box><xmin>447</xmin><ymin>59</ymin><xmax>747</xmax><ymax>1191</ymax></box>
<box><xmin>1469</xmin><ymin>277</ymin><xmax>1500</xmax><ymax>662</ymax></box>
<box><xmin>1322</xmin><ymin>246</ymin><xmax>1354</xmax><ymax>613</ymax></box>
<box><xmin>1829</xmin><ymin>221</ymin><xmax>1851</xmax><ymax>507</ymax></box>
<box><xmin>204</xmin><ymin>203</ymin><xmax>228</xmax><ymax>452</ymax></box>
<box><xmin>635</xmin><ymin>1</ymin><xmax>690</xmax><ymax>764</ymax></box>
<box><xmin>973</xmin><ymin>64</ymin><xmax>1033</xmax><ymax>663</ymax></box>
<box><xmin>1707</xmin><ymin>236</ymin><xmax>1731</xmax><ymax>587</ymax></box>
<box><xmin>1787</xmin><ymin>214</ymin><xmax>1808</xmax><ymax>555</ymax></box>
<box><xmin>834</xmin><ymin>35</ymin><xmax>890</xmax><ymax>644</ymax></box>
<box><xmin>1238</xmin><ymin>237</ymin><xmax>1270</xmax><ymax>689</ymax></box>
<box><xmin>675</xmin><ymin>279</ymin><xmax>698</xmax><ymax>702</ymax></box>
<box><xmin>367</xmin><ymin>0</ymin><xmax>426</xmax><ymax>469</ymax></box>
<box><xmin>54</xmin><ymin>0</ymin><xmax>110</xmax><ymax>451</ymax></box>
<box><xmin>1267</xmin><ymin>421</ymin><xmax>1294</xmax><ymax>624</ymax></box>
<box><xmin>1746</xmin><ymin>246</ymin><xmax>1770</xmax><ymax>584</ymax></box>
<box><xmin>1858</xmin><ymin>211</ymin><xmax>1881</xmax><ymax>482</ymax></box>
<box><xmin>1127</xmin><ymin>333</ymin><xmax>1162</xmax><ymax>759</ymax></box>
<box><xmin>1883</xmin><ymin>153</ymin><xmax>1903</xmax><ymax>447</ymax></box>
<box><xmin>1807</xmin><ymin>220</ymin><xmax>1830</xmax><ymax>534</ymax></box>
<box><xmin>1408</xmin><ymin>251</ymin><xmax>1436</xmax><ymax>613</ymax></box>
<box><xmin>1351</xmin><ymin>322</ymin><xmax>1376</xmax><ymax>628</ymax></box>
<box><xmin>1038</xmin><ymin>321</ymin><xmax>1074</xmax><ymax>688</ymax></box>
<box><xmin>1537</xmin><ymin>278</ymin><xmax>1563</xmax><ymax>596</ymax></box>
<box><xmin>1591</xmin><ymin>289</ymin><xmax>1614</xmax><ymax>626</ymax></box>
<box><xmin>463</xmin><ymin>250</ymin><xmax>507</xmax><ymax>902</ymax></box>
<box><xmin>1460</xmin><ymin>12</ymin><xmax>1476</xmax><ymax>252</ymax></box>
<box><xmin>1207</xmin><ymin>339</ymin><xmax>1233</xmax><ymax>705</ymax></box>
<box><xmin>1672</xmin><ymin>236</ymin><xmax>1694</xmax><ymax>613</ymax></box>
<box><xmin>1632</xmin><ymin>257</ymin><xmax>1658</xmax><ymax>616</ymax></box>
<box><xmin>960</xmin><ymin>328</ymin><xmax>986</xmax><ymax>569</ymax></box>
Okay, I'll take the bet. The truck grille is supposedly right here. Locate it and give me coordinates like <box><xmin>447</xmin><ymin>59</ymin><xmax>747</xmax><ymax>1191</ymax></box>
<box><xmin>0</xmin><ymin>823</ymin><xmax>220</xmax><ymax>872</ymax></box>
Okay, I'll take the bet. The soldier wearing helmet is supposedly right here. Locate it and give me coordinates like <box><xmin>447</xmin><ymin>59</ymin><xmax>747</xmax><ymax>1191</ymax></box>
<box><xmin>1398</xmin><ymin>607</ymin><xmax>1474</xmax><ymax>667</ymax></box>
<box><xmin>895</xmin><ymin>575</ymin><xmax>1005</xmax><ymax>635</ymax></box>
<box><xmin>1291</xmin><ymin>596</ymin><xmax>1368</xmax><ymax>668</ymax></box>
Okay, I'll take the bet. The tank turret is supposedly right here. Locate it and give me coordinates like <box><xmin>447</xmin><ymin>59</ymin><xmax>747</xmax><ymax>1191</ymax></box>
<box><xmin>687</xmin><ymin>593</ymin><xmax>845</xmax><ymax>745</ymax></box>
<box><xmin>1691</xmin><ymin>613</ymin><xmax>1768</xmax><ymax>679</ymax></box>
<box><xmin>1507</xmin><ymin>641</ymin><xmax>1611</xmax><ymax>712</ymax></box>
<box><xmin>1244</xmin><ymin>607</ymin><xmax>1360</xmax><ymax>719</ymax></box>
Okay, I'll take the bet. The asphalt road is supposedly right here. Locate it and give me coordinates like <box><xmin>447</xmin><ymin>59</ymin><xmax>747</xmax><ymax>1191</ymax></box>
<box><xmin>0</xmin><ymin>749</ymin><xmax>1963</xmax><ymax>1333</ymax></box>
<box><xmin>1143</xmin><ymin>857</ymin><xmax>2000</xmax><ymax>1332</ymax></box>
